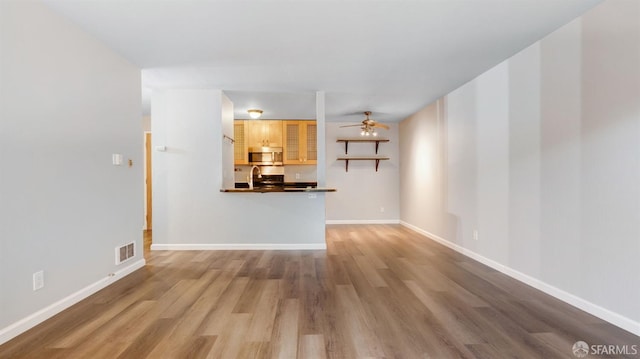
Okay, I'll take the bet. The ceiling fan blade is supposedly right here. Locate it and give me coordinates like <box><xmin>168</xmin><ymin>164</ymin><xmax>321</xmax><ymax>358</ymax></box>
<box><xmin>339</xmin><ymin>124</ymin><xmax>363</xmax><ymax>128</ymax></box>
<box><xmin>372</xmin><ymin>123</ymin><xmax>390</xmax><ymax>130</ymax></box>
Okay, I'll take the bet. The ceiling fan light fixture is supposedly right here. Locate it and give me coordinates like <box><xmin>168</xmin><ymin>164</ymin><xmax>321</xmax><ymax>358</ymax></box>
<box><xmin>248</xmin><ymin>109</ymin><xmax>263</xmax><ymax>119</ymax></box>
<box><xmin>345</xmin><ymin>111</ymin><xmax>388</xmax><ymax>136</ymax></box>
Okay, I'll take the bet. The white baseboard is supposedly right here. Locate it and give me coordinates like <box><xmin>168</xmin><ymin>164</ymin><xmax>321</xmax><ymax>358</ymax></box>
<box><xmin>0</xmin><ymin>259</ymin><xmax>146</xmax><ymax>345</ymax></box>
<box><xmin>399</xmin><ymin>221</ymin><xmax>640</xmax><ymax>337</ymax></box>
<box><xmin>325</xmin><ymin>219</ymin><xmax>400</xmax><ymax>225</ymax></box>
<box><xmin>151</xmin><ymin>243</ymin><xmax>327</xmax><ymax>250</ymax></box>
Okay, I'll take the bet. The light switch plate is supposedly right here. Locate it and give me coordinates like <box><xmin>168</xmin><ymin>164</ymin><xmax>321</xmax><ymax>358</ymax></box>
<box><xmin>33</xmin><ymin>270</ymin><xmax>44</xmax><ymax>291</ymax></box>
<box><xmin>112</xmin><ymin>153</ymin><xmax>123</xmax><ymax>165</ymax></box>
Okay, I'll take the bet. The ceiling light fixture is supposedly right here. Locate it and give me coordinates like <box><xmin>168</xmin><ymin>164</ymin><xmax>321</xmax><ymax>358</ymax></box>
<box><xmin>248</xmin><ymin>109</ymin><xmax>263</xmax><ymax>119</ymax></box>
<box><xmin>343</xmin><ymin>111</ymin><xmax>389</xmax><ymax>137</ymax></box>
<box><xmin>360</xmin><ymin>125</ymin><xmax>377</xmax><ymax>137</ymax></box>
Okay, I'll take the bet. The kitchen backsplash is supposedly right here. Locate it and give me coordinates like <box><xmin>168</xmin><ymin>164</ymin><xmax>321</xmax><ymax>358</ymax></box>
<box><xmin>234</xmin><ymin>165</ymin><xmax>317</xmax><ymax>183</ymax></box>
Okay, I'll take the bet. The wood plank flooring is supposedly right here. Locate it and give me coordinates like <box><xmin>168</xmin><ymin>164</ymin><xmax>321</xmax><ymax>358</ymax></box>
<box><xmin>1</xmin><ymin>225</ymin><xmax>638</xmax><ymax>358</ymax></box>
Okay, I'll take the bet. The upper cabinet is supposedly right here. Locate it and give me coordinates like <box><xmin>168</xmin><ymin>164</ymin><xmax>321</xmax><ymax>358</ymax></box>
<box><xmin>235</xmin><ymin>119</ymin><xmax>316</xmax><ymax>165</ymax></box>
<box><xmin>247</xmin><ymin>120</ymin><xmax>283</xmax><ymax>148</ymax></box>
<box><xmin>283</xmin><ymin>120</ymin><xmax>317</xmax><ymax>165</ymax></box>
<box><xmin>233</xmin><ymin>121</ymin><xmax>249</xmax><ymax>165</ymax></box>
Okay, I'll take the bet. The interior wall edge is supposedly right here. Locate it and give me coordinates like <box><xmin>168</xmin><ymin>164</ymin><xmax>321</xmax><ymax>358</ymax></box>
<box><xmin>150</xmin><ymin>243</ymin><xmax>327</xmax><ymax>251</ymax></box>
<box><xmin>0</xmin><ymin>259</ymin><xmax>146</xmax><ymax>346</ymax></box>
<box><xmin>399</xmin><ymin>221</ymin><xmax>640</xmax><ymax>337</ymax></box>
<box><xmin>325</xmin><ymin>220</ymin><xmax>400</xmax><ymax>225</ymax></box>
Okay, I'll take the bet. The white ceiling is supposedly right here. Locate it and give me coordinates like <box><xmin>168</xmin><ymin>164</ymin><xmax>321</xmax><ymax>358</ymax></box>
<box><xmin>43</xmin><ymin>0</ymin><xmax>601</xmax><ymax>122</ymax></box>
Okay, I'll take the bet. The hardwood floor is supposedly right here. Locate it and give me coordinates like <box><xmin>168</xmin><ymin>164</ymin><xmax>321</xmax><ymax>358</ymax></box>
<box><xmin>143</xmin><ymin>229</ymin><xmax>152</xmax><ymax>259</ymax></box>
<box><xmin>1</xmin><ymin>225</ymin><xmax>638</xmax><ymax>358</ymax></box>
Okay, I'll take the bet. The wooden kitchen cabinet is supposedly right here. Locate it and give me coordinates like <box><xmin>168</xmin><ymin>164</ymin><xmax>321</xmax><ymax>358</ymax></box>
<box><xmin>283</xmin><ymin>120</ymin><xmax>317</xmax><ymax>165</ymax></box>
<box><xmin>247</xmin><ymin>120</ymin><xmax>283</xmax><ymax>148</ymax></box>
<box><xmin>234</xmin><ymin>121</ymin><xmax>249</xmax><ymax>165</ymax></box>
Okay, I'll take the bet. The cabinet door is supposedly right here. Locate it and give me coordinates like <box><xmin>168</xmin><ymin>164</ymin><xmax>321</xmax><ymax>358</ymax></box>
<box><xmin>283</xmin><ymin>120</ymin><xmax>317</xmax><ymax>165</ymax></box>
<box><xmin>247</xmin><ymin>120</ymin><xmax>283</xmax><ymax>147</ymax></box>
<box><xmin>234</xmin><ymin>121</ymin><xmax>249</xmax><ymax>165</ymax></box>
<box><xmin>303</xmin><ymin>121</ymin><xmax>317</xmax><ymax>164</ymax></box>
<box><xmin>247</xmin><ymin>120</ymin><xmax>264</xmax><ymax>148</ymax></box>
<box><xmin>283</xmin><ymin>121</ymin><xmax>301</xmax><ymax>164</ymax></box>
<box><xmin>264</xmin><ymin>120</ymin><xmax>283</xmax><ymax>147</ymax></box>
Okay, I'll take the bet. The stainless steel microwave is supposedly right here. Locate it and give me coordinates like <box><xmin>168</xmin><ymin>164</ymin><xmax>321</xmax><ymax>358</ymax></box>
<box><xmin>248</xmin><ymin>147</ymin><xmax>283</xmax><ymax>165</ymax></box>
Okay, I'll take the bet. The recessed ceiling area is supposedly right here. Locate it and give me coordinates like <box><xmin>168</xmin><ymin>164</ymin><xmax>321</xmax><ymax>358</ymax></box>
<box><xmin>44</xmin><ymin>0</ymin><xmax>602</xmax><ymax>122</ymax></box>
<box><xmin>225</xmin><ymin>91</ymin><xmax>316</xmax><ymax>120</ymax></box>
<box><xmin>225</xmin><ymin>91</ymin><xmax>393</xmax><ymax>122</ymax></box>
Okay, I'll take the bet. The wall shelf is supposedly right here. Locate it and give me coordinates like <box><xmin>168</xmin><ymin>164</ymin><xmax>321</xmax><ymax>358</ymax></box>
<box><xmin>336</xmin><ymin>138</ymin><xmax>389</xmax><ymax>155</ymax></box>
<box><xmin>336</xmin><ymin>138</ymin><xmax>390</xmax><ymax>172</ymax></box>
<box><xmin>337</xmin><ymin>156</ymin><xmax>390</xmax><ymax>172</ymax></box>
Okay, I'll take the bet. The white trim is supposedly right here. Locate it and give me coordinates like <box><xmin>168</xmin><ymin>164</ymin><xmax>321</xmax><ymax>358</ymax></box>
<box><xmin>151</xmin><ymin>243</ymin><xmax>327</xmax><ymax>251</ymax></box>
<box><xmin>399</xmin><ymin>221</ymin><xmax>640</xmax><ymax>337</ymax></box>
<box><xmin>325</xmin><ymin>219</ymin><xmax>400</xmax><ymax>225</ymax></box>
<box><xmin>0</xmin><ymin>259</ymin><xmax>146</xmax><ymax>345</ymax></box>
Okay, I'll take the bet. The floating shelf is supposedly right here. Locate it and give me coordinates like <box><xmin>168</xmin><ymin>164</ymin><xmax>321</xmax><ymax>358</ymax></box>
<box><xmin>336</xmin><ymin>138</ymin><xmax>389</xmax><ymax>154</ymax></box>
<box><xmin>336</xmin><ymin>156</ymin><xmax>390</xmax><ymax>172</ymax></box>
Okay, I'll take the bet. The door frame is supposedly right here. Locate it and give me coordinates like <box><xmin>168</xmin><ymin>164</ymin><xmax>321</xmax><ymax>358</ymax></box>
<box><xmin>144</xmin><ymin>131</ymin><xmax>152</xmax><ymax>230</ymax></box>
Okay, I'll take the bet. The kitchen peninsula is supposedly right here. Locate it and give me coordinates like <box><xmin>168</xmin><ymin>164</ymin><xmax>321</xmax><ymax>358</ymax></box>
<box><xmin>221</xmin><ymin>187</ymin><xmax>336</xmax><ymax>193</ymax></box>
<box><xmin>224</xmin><ymin>118</ymin><xmax>336</xmax><ymax>193</ymax></box>
<box><xmin>152</xmin><ymin>90</ymin><xmax>329</xmax><ymax>251</ymax></box>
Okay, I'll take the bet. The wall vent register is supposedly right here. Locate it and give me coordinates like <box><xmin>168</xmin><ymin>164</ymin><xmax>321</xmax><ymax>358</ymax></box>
<box><xmin>115</xmin><ymin>242</ymin><xmax>135</xmax><ymax>265</ymax></box>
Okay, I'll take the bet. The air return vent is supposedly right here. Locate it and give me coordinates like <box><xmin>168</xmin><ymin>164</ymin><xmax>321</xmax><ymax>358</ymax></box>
<box><xmin>115</xmin><ymin>242</ymin><xmax>135</xmax><ymax>265</ymax></box>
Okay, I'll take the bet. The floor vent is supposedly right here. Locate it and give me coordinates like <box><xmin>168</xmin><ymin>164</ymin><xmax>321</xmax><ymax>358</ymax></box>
<box><xmin>115</xmin><ymin>242</ymin><xmax>135</xmax><ymax>265</ymax></box>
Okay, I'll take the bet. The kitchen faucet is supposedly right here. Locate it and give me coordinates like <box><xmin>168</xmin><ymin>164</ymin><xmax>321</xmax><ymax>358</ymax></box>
<box><xmin>248</xmin><ymin>165</ymin><xmax>262</xmax><ymax>189</ymax></box>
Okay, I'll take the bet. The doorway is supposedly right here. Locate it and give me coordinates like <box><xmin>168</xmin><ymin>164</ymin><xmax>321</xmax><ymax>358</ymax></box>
<box><xmin>144</xmin><ymin>132</ymin><xmax>152</xmax><ymax>254</ymax></box>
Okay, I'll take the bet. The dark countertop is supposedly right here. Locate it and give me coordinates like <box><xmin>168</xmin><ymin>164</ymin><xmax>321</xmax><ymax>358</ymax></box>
<box><xmin>284</xmin><ymin>182</ymin><xmax>318</xmax><ymax>188</ymax></box>
<box><xmin>221</xmin><ymin>187</ymin><xmax>336</xmax><ymax>193</ymax></box>
<box><xmin>234</xmin><ymin>182</ymin><xmax>318</xmax><ymax>189</ymax></box>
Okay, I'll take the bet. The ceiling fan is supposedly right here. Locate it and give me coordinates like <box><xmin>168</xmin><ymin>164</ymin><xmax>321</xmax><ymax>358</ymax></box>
<box><xmin>340</xmin><ymin>111</ymin><xmax>389</xmax><ymax>136</ymax></box>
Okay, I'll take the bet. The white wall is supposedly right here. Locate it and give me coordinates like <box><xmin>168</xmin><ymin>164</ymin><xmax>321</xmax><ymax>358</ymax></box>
<box><xmin>400</xmin><ymin>0</ymin><xmax>640</xmax><ymax>334</ymax></box>
<box><xmin>151</xmin><ymin>89</ymin><xmax>326</xmax><ymax>249</ymax></box>
<box><xmin>142</xmin><ymin>115</ymin><xmax>151</xmax><ymax>132</ymax></box>
<box><xmin>399</xmin><ymin>101</ymin><xmax>452</xmax><ymax>235</ymax></box>
<box><xmin>325</xmin><ymin>122</ymin><xmax>400</xmax><ymax>223</ymax></box>
<box><xmin>0</xmin><ymin>1</ymin><xmax>143</xmax><ymax>342</ymax></box>
<box><xmin>221</xmin><ymin>94</ymin><xmax>235</xmax><ymax>189</ymax></box>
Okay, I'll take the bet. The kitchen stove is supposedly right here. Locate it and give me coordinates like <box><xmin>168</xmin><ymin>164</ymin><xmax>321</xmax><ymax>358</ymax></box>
<box><xmin>252</xmin><ymin>166</ymin><xmax>284</xmax><ymax>190</ymax></box>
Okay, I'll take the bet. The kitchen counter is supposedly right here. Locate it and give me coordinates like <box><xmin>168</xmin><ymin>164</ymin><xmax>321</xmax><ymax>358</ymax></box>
<box><xmin>284</xmin><ymin>182</ymin><xmax>318</xmax><ymax>188</ymax></box>
<box><xmin>234</xmin><ymin>182</ymin><xmax>318</xmax><ymax>189</ymax></box>
<box><xmin>221</xmin><ymin>187</ymin><xmax>336</xmax><ymax>193</ymax></box>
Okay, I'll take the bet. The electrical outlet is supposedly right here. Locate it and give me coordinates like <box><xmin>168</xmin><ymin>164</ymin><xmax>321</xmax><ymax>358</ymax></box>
<box><xmin>308</xmin><ymin>193</ymin><xmax>317</xmax><ymax>199</ymax></box>
<box><xmin>473</xmin><ymin>229</ymin><xmax>479</xmax><ymax>241</ymax></box>
<box><xmin>380</xmin><ymin>207</ymin><xmax>385</xmax><ymax>213</ymax></box>
<box><xmin>295</xmin><ymin>173</ymin><xmax>301</xmax><ymax>180</ymax></box>
<box><xmin>33</xmin><ymin>271</ymin><xmax>44</xmax><ymax>291</ymax></box>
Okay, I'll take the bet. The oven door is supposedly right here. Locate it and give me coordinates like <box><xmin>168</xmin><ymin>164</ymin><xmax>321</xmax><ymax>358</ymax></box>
<box><xmin>254</xmin><ymin>174</ymin><xmax>285</xmax><ymax>190</ymax></box>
